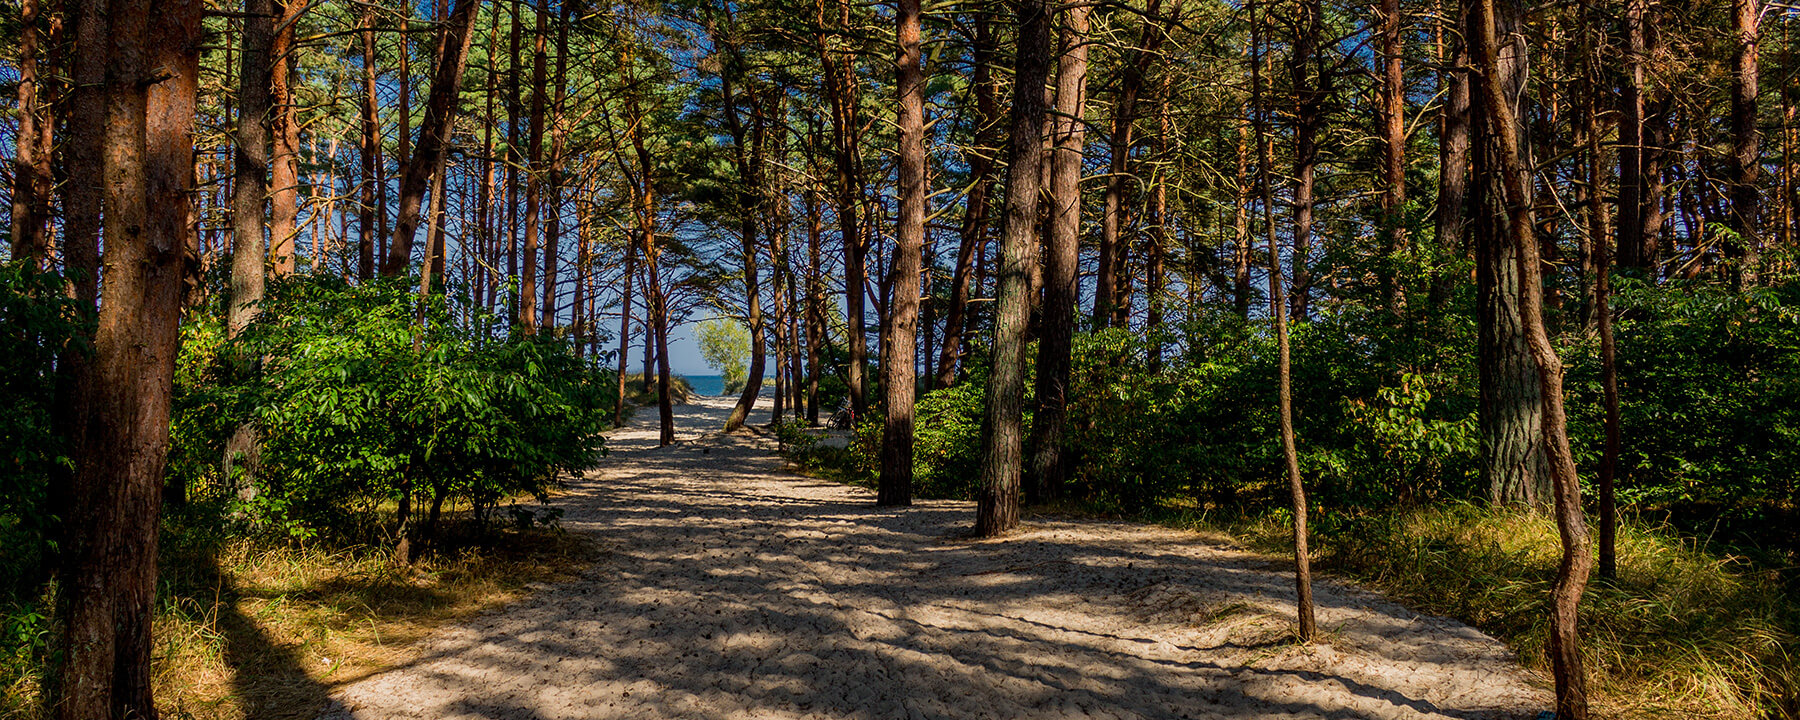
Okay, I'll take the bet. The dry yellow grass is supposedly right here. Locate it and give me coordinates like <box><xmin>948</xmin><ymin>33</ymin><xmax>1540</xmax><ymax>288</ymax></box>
<box><xmin>141</xmin><ymin>528</ymin><xmax>594</xmax><ymax>720</ymax></box>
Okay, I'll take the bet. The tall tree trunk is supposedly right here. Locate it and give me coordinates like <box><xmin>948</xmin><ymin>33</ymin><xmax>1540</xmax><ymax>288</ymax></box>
<box><xmin>231</xmin><ymin>0</ymin><xmax>273</xmax><ymax>336</ymax></box>
<box><xmin>880</xmin><ymin>0</ymin><xmax>929</xmax><ymax>505</ymax></box>
<box><xmin>1434</xmin><ymin>0</ymin><xmax>1471</xmax><ymax>310</ymax></box>
<box><xmin>543</xmin><ymin>1</ymin><xmax>570</xmax><ymax>329</ymax></box>
<box><xmin>384</xmin><ymin>0</ymin><xmax>480</xmax><ymax>276</ymax></box>
<box><xmin>1093</xmin><ymin>0</ymin><xmax>1165</xmax><ymax>327</ymax></box>
<box><xmin>1233</xmin><ymin>118</ymin><xmax>1254</xmax><ymax>319</ymax></box>
<box><xmin>1253</xmin><ymin>2</ymin><xmax>1317</xmax><ymax>642</ymax></box>
<box><xmin>821</xmin><ymin>0</ymin><xmax>868</xmax><ymax>420</ymax></box>
<box><xmin>10</xmin><ymin>0</ymin><xmax>54</xmax><ymax>264</ymax></box>
<box><xmin>1147</xmin><ymin>78</ymin><xmax>1170</xmax><ymax>371</ymax></box>
<box><xmin>933</xmin><ymin>7</ymin><xmax>999</xmax><ymax>389</ymax></box>
<box><xmin>805</xmin><ymin>181</ymin><xmax>825</xmax><ymax>424</ymax></box>
<box><xmin>1288</xmin><ymin>0</ymin><xmax>1324</xmax><ymax>322</ymax></box>
<box><xmin>1728</xmin><ymin>0</ymin><xmax>1762</xmax><ymax>287</ymax></box>
<box><xmin>518</xmin><ymin>0</ymin><xmax>548</xmax><ymax>328</ymax></box>
<box><xmin>973</xmin><ymin>0</ymin><xmax>1052</xmax><ymax>538</ymax></box>
<box><xmin>1379</xmin><ymin>0</ymin><xmax>1406</xmax><ymax>311</ymax></box>
<box><xmin>360</xmin><ymin>7</ymin><xmax>381</xmax><ymax>280</ymax></box>
<box><xmin>1580</xmin><ymin>0</ymin><xmax>1620</xmax><ymax>582</ymax></box>
<box><xmin>268</xmin><ymin>0</ymin><xmax>302</xmax><ymax>275</ymax></box>
<box><xmin>720</xmin><ymin>35</ymin><xmax>768</xmax><ymax>433</ymax></box>
<box><xmin>1472</xmin><ymin>0</ymin><xmax>1548</xmax><ymax>509</ymax></box>
<box><xmin>1617</xmin><ymin>0</ymin><xmax>1651</xmax><ymax>271</ymax></box>
<box><xmin>614</xmin><ymin>238</ymin><xmax>636</xmax><ymax>428</ymax></box>
<box><xmin>1471</xmin><ymin>0</ymin><xmax>1592</xmax><ymax>714</ymax></box>
<box><xmin>1027</xmin><ymin>2</ymin><xmax>1089</xmax><ymax>504</ymax></box>
<box><xmin>54</xmin><ymin>0</ymin><xmax>197</xmax><ymax>714</ymax></box>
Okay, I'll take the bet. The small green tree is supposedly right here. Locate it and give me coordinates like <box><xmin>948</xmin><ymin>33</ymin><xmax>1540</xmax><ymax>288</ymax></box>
<box><xmin>697</xmin><ymin>318</ymin><xmax>750</xmax><ymax>395</ymax></box>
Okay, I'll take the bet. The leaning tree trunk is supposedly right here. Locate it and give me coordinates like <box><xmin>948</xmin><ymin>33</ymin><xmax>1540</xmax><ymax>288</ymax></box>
<box><xmin>1471</xmin><ymin>0</ymin><xmax>1593</xmax><ymax>714</ymax></box>
<box><xmin>384</xmin><ymin>0</ymin><xmax>479</xmax><ymax>276</ymax></box>
<box><xmin>1252</xmin><ymin>2</ymin><xmax>1317</xmax><ymax>642</ymax></box>
<box><xmin>933</xmin><ymin>7</ymin><xmax>999</xmax><ymax>389</ymax></box>
<box><xmin>973</xmin><ymin>0</ymin><xmax>1053</xmax><ymax>538</ymax></box>
<box><xmin>720</xmin><ymin>35</ymin><xmax>769</xmax><ymax>433</ymax></box>
<box><xmin>1026</xmin><ymin>2</ymin><xmax>1090</xmax><ymax>504</ymax></box>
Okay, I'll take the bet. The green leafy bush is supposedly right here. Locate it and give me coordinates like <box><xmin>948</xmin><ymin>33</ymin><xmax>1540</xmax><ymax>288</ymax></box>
<box><xmin>180</xmin><ymin>276</ymin><xmax>611</xmax><ymax>549</ymax></box>
<box><xmin>0</xmin><ymin>262</ymin><xmax>84</xmax><ymax>601</ymax></box>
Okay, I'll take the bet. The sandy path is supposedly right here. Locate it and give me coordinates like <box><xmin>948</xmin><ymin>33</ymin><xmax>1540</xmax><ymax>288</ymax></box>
<box><xmin>322</xmin><ymin>395</ymin><xmax>1549</xmax><ymax>720</ymax></box>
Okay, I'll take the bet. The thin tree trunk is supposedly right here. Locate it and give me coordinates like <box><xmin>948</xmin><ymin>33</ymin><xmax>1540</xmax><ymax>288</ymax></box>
<box><xmin>614</xmin><ymin>238</ymin><xmax>636</xmax><ymax>427</ymax></box>
<box><xmin>973</xmin><ymin>0</ymin><xmax>1052</xmax><ymax>538</ymax></box>
<box><xmin>1027</xmin><ymin>2</ymin><xmax>1090</xmax><ymax>504</ymax></box>
<box><xmin>1379</xmin><ymin>0</ymin><xmax>1406</xmax><ymax>311</ymax></box>
<box><xmin>1471</xmin><ymin>0</ymin><xmax>1592</xmax><ymax>714</ymax></box>
<box><xmin>720</xmin><ymin>34</ymin><xmax>768</xmax><ymax>433</ymax></box>
<box><xmin>1434</xmin><ymin>0</ymin><xmax>1471</xmax><ymax>310</ymax></box>
<box><xmin>10</xmin><ymin>0</ymin><xmax>54</xmax><ymax>264</ymax></box>
<box><xmin>821</xmin><ymin>0</ymin><xmax>868</xmax><ymax>420</ymax></box>
<box><xmin>1233</xmin><ymin>118</ymin><xmax>1253</xmax><ymax>319</ymax></box>
<box><xmin>1618</xmin><ymin>0</ymin><xmax>1650</xmax><ymax>271</ymax></box>
<box><xmin>518</xmin><ymin>0</ymin><xmax>548</xmax><ymax>328</ymax></box>
<box><xmin>1253</xmin><ymin>2</ymin><xmax>1316</xmax><ymax>642</ymax></box>
<box><xmin>934</xmin><ymin>8</ymin><xmax>999</xmax><ymax>389</ymax></box>
<box><xmin>543</xmin><ymin>1</ymin><xmax>570</xmax><ymax>329</ymax></box>
<box><xmin>385</xmin><ymin>0</ymin><xmax>480</xmax><ymax>276</ymax></box>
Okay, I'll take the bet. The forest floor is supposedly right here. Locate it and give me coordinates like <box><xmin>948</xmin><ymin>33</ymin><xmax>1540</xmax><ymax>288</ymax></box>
<box><xmin>317</xmin><ymin>395</ymin><xmax>1551</xmax><ymax>720</ymax></box>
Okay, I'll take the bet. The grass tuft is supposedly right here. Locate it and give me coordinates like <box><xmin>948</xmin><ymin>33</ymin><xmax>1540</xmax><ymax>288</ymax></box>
<box><xmin>1212</xmin><ymin>503</ymin><xmax>1799</xmax><ymax>719</ymax></box>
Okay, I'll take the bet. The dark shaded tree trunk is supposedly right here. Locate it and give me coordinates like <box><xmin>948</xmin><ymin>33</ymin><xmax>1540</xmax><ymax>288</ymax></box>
<box><xmin>230</xmin><ymin>0</ymin><xmax>273</xmax><ymax>336</ymax></box>
<box><xmin>519</xmin><ymin>0</ymin><xmax>549</xmax><ymax>329</ymax></box>
<box><xmin>1471</xmin><ymin>0</ymin><xmax>1548</xmax><ymax>509</ymax></box>
<box><xmin>1287</xmin><ymin>0</ymin><xmax>1325</xmax><ymax>322</ymax></box>
<box><xmin>719</xmin><ymin>33</ymin><xmax>769</xmax><ymax>433</ymax></box>
<box><xmin>1434</xmin><ymin>0</ymin><xmax>1471</xmax><ymax>310</ymax></box>
<box><xmin>1728</xmin><ymin>0</ymin><xmax>1761</xmax><ymax>287</ymax></box>
<box><xmin>384</xmin><ymin>0</ymin><xmax>480</xmax><ymax>276</ymax></box>
<box><xmin>1027</xmin><ymin>2</ymin><xmax>1090</xmax><ymax>504</ymax></box>
<box><xmin>10</xmin><ymin>0</ymin><xmax>54</xmax><ymax>264</ymax></box>
<box><xmin>1617</xmin><ymin>0</ymin><xmax>1653</xmax><ymax>272</ymax></box>
<box><xmin>53</xmin><ymin>0</ymin><xmax>198</xmax><ymax>714</ymax></box>
<box><xmin>973</xmin><ymin>0</ymin><xmax>1053</xmax><ymax>538</ymax></box>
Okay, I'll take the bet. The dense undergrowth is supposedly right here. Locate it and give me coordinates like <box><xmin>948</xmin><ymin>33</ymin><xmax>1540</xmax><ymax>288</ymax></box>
<box><xmin>781</xmin><ymin>275</ymin><xmax>1800</xmax><ymax>718</ymax></box>
<box><xmin>2</xmin><ymin>268</ymin><xmax>612</xmax><ymax>717</ymax></box>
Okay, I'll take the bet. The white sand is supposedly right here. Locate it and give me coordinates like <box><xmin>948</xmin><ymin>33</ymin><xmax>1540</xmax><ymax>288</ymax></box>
<box><xmin>322</xmin><ymin>395</ymin><xmax>1549</xmax><ymax>719</ymax></box>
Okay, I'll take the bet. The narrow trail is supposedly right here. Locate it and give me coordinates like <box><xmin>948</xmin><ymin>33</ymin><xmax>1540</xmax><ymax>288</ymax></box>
<box><xmin>322</xmin><ymin>395</ymin><xmax>1548</xmax><ymax>720</ymax></box>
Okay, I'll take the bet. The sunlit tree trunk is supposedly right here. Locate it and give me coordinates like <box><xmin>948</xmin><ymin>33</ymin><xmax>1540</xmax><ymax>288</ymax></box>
<box><xmin>1379</xmin><ymin>0</ymin><xmax>1406</xmax><ymax>311</ymax></box>
<box><xmin>1253</xmin><ymin>2</ymin><xmax>1316</xmax><ymax>642</ymax></box>
<box><xmin>268</xmin><ymin>0</ymin><xmax>303</xmax><ymax>275</ymax></box>
<box><xmin>1471</xmin><ymin>0</ymin><xmax>1592</xmax><ymax>713</ymax></box>
<box><xmin>879</xmin><ymin>0</ymin><xmax>928</xmax><ymax>505</ymax></box>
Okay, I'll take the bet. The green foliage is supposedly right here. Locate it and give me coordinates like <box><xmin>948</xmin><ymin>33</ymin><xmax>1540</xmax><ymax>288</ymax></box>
<box><xmin>697</xmin><ymin>318</ymin><xmax>751</xmax><ymax>395</ymax></box>
<box><xmin>0</xmin><ymin>262</ymin><xmax>84</xmax><ymax>602</ymax></box>
<box><xmin>176</xmin><ymin>276</ymin><xmax>611</xmax><ymax>541</ymax></box>
<box><xmin>1563</xmin><ymin>279</ymin><xmax>1800</xmax><ymax>541</ymax></box>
